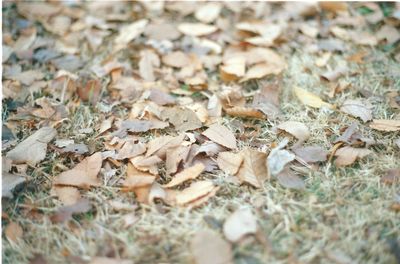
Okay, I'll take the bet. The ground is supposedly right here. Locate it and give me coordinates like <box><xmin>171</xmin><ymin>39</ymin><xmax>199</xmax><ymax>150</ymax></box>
<box><xmin>2</xmin><ymin>2</ymin><xmax>400</xmax><ymax>264</ymax></box>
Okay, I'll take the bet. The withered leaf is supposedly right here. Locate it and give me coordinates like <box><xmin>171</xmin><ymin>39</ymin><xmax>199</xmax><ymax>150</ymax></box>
<box><xmin>2</xmin><ymin>172</ymin><xmax>26</xmax><ymax>198</ymax></box>
<box><xmin>53</xmin><ymin>186</ymin><xmax>81</xmax><ymax>206</ymax></box>
<box><xmin>54</xmin><ymin>152</ymin><xmax>102</xmax><ymax>188</ymax></box>
<box><xmin>334</xmin><ymin>146</ymin><xmax>372</xmax><ymax>166</ymax></box>
<box><xmin>62</xmin><ymin>143</ymin><xmax>89</xmax><ymax>155</ymax></box>
<box><xmin>164</xmin><ymin>163</ymin><xmax>205</xmax><ymax>188</ymax></box>
<box><xmin>162</xmin><ymin>51</ymin><xmax>190</xmax><ymax>68</ymax></box>
<box><xmin>381</xmin><ymin>168</ymin><xmax>400</xmax><ymax>185</ymax></box>
<box><xmin>146</xmin><ymin>134</ymin><xmax>185</xmax><ymax>158</ymax></box>
<box><xmin>217</xmin><ymin>152</ymin><xmax>244</xmax><ymax>175</ymax></box>
<box><xmin>6</xmin><ymin>127</ymin><xmax>57</xmax><ymax>165</ymax></box>
<box><xmin>5</xmin><ymin>222</ymin><xmax>23</xmax><ymax>243</ymax></box>
<box><xmin>114</xmin><ymin>19</ymin><xmax>148</xmax><ymax>45</ymax></box>
<box><xmin>194</xmin><ymin>2</ymin><xmax>222</xmax><ymax>23</ymax></box>
<box><xmin>236</xmin><ymin>148</ymin><xmax>268</xmax><ymax>188</ymax></box>
<box><xmin>294</xmin><ymin>86</ymin><xmax>334</xmax><ymax>109</ymax></box>
<box><xmin>225</xmin><ymin>106</ymin><xmax>265</xmax><ymax>119</ymax></box>
<box><xmin>276</xmin><ymin>168</ymin><xmax>305</xmax><ymax>190</ymax></box>
<box><xmin>292</xmin><ymin>145</ymin><xmax>328</xmax><ymax>163</ymax></box>
<box><xmin>166</xmin><ymin>145</ymin><xmax>190</xmax><ymax>176</ymax></box>
<box><xmin>161</xmin><ymin>107</ymin><xmax>202</xmax><ymax>132</ymax></box>
<box><xmin>116</xmin><ymin>141</ymin><xmax>146</xmax><ymax>160</ymax></box>
<box><xmin>340</xmin><ymin>99</ymin><xmax>373</xmax><ymax>122</ymax></box>
<box><xmin>50</xmin><ymin>198</ymin><xmax>91</xmax><ymax>223</ymax></box>
<box><xmin>190</xmin><ymin>230</ymin><xmax>233</xmax><ymax>264</ymax></box>
<box><xmin>202</xmin><ymin>123</ymin><xmax>237</xmax><ymax>149</ymax></box>
<box><xmin>148</xmin><ymin>89</ymin><xmax>175</xmax><ymax>106</ymax></box>
<box><xmin>267</xmin><ymin>139</ymin><xmax>295</xmax><ymax>176</ymax></box>
<box><xmin>220</xmin><ymin>56</ymin><xmax>246</xmax><ymax>82</ymax></box>
<box><xmin>370</xmin><ymin>119</ymin><xmax>400</xmax><ymax>132</ymax></box>
<box><xmin>175</xmin><ymin>180</ymin><xmax>218</xmax><ymax>206</ymax></box>
<box><xmin>223</xmin><ymin>208</ymin><xmax>257</xmax><ymax>243</ymax></box>
<box><xmin>277</xmin><ymin>121</ymin><xmax>310</xmax><ymax>142</ymax></box>
<box><xmin>178</xmin><ymin>23</ymin><xmax>217</xmax><ymax>37</ymax></box>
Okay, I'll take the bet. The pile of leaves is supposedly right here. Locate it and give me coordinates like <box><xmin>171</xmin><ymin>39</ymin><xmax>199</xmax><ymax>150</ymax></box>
<box><xmin>2</xmin><ymin>1</ymin><xmax>400</xmax><ymax>263</ymax></box>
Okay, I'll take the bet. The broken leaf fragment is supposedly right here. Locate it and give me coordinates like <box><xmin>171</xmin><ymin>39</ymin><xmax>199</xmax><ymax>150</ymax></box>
<box><xmin>334</xmin><ymin>146</ymin><xmax>372</xmax><ymax>166</ymax></box>
<box><xmin>164</xmin><ymin>163</ymin><xmax>205</xmax><ymax>188</ymax></box>
<box><xmin>370</xmin><ymin>119</ymin><xmax>400</xmax><ymax>132</ymax></box>
<box><xmin>294</xmin><ymin>86</ymin><xmax>333</xmax><ymax>109</ymax></box>
<box><xmin>223</xmin><ymin>208</ymin><xmax>257</xmax><ymax>243</ymax></box>
<box><xmin>6</xmin><ymin>127</ymin><xmax>57</xmax><ymax>165</ymax></box>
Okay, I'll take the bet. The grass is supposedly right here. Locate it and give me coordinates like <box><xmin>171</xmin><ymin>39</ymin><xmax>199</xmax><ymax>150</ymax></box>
<box><xmin>2</xmin><ymin>4</ymin><xmax>400</xmax><ymax>264</ymax></box>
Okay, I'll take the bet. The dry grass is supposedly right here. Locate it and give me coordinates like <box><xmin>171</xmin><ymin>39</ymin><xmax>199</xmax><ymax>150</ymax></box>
<box><xmin>3</xmin><ymin>4</ymin><xmax>400</xmax><ymax>264</ymax></box>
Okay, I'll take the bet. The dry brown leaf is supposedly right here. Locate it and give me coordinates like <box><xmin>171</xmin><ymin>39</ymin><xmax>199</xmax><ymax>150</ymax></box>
<box><xmin>148</xmin><ymin>89</ymin><xmax>176</xmax><ymax>106</ymax></box>
<box><xmin>54</xmin><ymin>152</ymin><xmax>102</xmax><ymax>188</ymax></box>
<box><xmin>320</xmin><ymin>66</ymin><xmax>347</xmax><ymax>82</ymax></box>
<box><xmin>319</xmin><ymin>2</ymin><xmax>348</xmax><ymax>13</ymax></box>
<box><xmin>50</xmin><ymin>198</ymin><xmax>91</xmax><ymax>224</ymax></box>
<box><xmin>161</xmin><ymin>107</ymin><xmax>202</xmax><ymax>132</ymax></box>
<box><xmin>236</xmin><ymin>148</ymin><xmax>268</xmax><ymax>188</ymax></box>
<box><xmin>175</xmin><ymin>180</ymin><xmax>217</xmax><ymax>206</ymax></box>
<box><xmin>2</xmin><ymin>172</ymin><xmax>26</xmax><ymax>198</ymax></box>
<box><xmin>124</xmin><ymin>163</ymin><xmax>155</xmax><ymax>190</ymax></box>
<box><xmin>381</xmin><ymin>168</ymin><xmax>400</xmax><ymax>185</ymax></box>
<box><xmin>53</xmin><ymin>186</ymin><xmax>81</xmax><ymax>206</ymax></box>
<box><xmin>276</xmin><ymin>168</ymin><xmax>305</xmax><ymax>190</ymax></box>
<box><xmin>178</xmin><ymin>23</ymin><xmax>217</xmax><ymax>37</ymax></box>
<box><xmin>340</xmin><ymin>99</ymin><xmax>373</xmax><ymax>122</ymax></box>
<box><xmin>277</xmin><ymin>121</ymin><xmax>310</xmax><ymax>142</ymax></box>
<box><xmin>240</xmin><ymin>63</ymin><xmax>281</xmax><ymax>82</ymax></box>
<box><xmin>146</xmin><ymin>134</ymin><xmax>185</xmax><ymax>158</ymax></box>
<box><xmin>162</xmin><ymin>51</ymin><xmax>190</xmax><ymax>68</ymax></box>
<box><xmin>145</xmin><ymin>23</ymin><xmax>181</xmax><ymax>41</ymax></box>
<box><xmin>116</xmin><ymin>141</ymin><xmax>146</xmax><ymax>160</ymax></box>
<box><xmin>225</xmin><ymin>106</ymin><xmax>265</xmax><ymax>119</ymax></box>
<box><xmin>252</xmin><ymin>80</ymin><xmax>281</xmax><ymax>118</ymax></box>
<box><xmin>202</xmin><ymin>123</ymin><xmax>237</xmax><ymax>149</ymax></box>
<box><xmin>166</xmin><ymin>145</ymin><xmax>190</xmax><ymax>176</ymax></box>
<box><xmin>220</xmin><ymin>56</ymin><xmax>246</xmax><ymax>82</ymax></box>
<box><xmin>6</xmin><ymin>127</ymin><xmax>57</xmax><ymax>165</ymax></box>
<box><xmin>334</xmin><ymin>146</ymin><xmax>372</xmax><ymax>166</ymax></box>
<box><xmin>292</xmin><ymin>145</ymin><xmax>328</xmax><ymax>163</ymax></box>
<box><xmin>139</xmin><ymin>49</ymin><xmax>160</xmax><ymax>81</ymax></box>
<box><xmin>77</xmin><ymin>79</ymin><xmax>101</xmax><ymax>105</ymax></box>
<box><xmin>5</xmin><ymin>222</ymin><xmax>23</xmax><ymax>243</ymax></box>
<box><xmin>370</xmin><ymin>119</ymin><xmax>400</xmax><ymax>132</ymax></box>
<box><xmin>114</xmin><ymin>19</ymin><xmax>148</xmax><ymax>45</ymax></box>
<box><xmin>223</xmin><ymin>208</ymin><xmax>257</xmax><ymax>243</ymax></box>
<box><xmin>194</xmin><ymin>2</ymin><xmax>222</xmax><ymax>23</ymax></box>
<box><xmin>217</xmin><ymin>152</ymin><xmax>244</xmax><ymax>175</ymax></box>
<box><xmin>294</xmin><ymin>86</ymin><xmax>334</xmax><ymax>109</ymax></box>
<box><xmin>376</xmin><ymin>25</ymin><xmax>400</xmax><ymax>45</ymax></box>
<box><xmin>190</xmin><ymin>230</ymin><xmax>233</xmax><ymax>264</ymax></box>
<box><xmin>130</xmin><ymin>155</ymin><xmax>162</xmax><ymax>175</ymax></box>
<box><xmin>164</xmin><ymin>163</ymin><xmax>205</xmax><ymax>188</ymax></box>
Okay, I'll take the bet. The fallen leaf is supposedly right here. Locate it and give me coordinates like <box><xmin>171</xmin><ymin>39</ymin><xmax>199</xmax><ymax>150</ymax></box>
<box><xmin>217</xmin><ymin>152</ymin><xmax>244</xmax><ymax>175</ymax></box>
<box><xmin>114</xmin><ymin>19</ymin><xmax>148</xmax><ymax>45</ymax></box>
<box><xmin>319</xmin><ymin>2</ymin><xmax>347</xmax><ymax>13</ymax></box>
<box><xmin>220</xmin><ymin>56</ymin><xmax>246</xmax><ymax>82</ymax></box>
<box><xmin>145</xmin><ymin>23</ymin><xmax>181</xmax><ymax>41</ymax></box>
<box><xmin>175</xmin><ymin>180</ymin><xmax>217</xmax><ymax>206</ymax></box>
<box><xmin>178</xmin><ymin>23</ymin><xmax>217</xmax><ymax>37</ymax></box>
<box><xmin>376</xmin><ymin>25</ymin><xmax>400</xmax><ymax>45</ymax></box>
<box><xmin>381</xmin><ymin>168</ymin><xmax>400</xmax><ymax>185</ymax></box>
<box><xmin>267</xmin><ymin>139</ymin><xmax>295</xmax><ymax>176</ymax></box>
<box><xmin>240</xmin><ymin>63</ymin><xmax>281</xmax><ymax>82</ymax></box>
<box><xmin>89</xmin><ymin>257</ymin><xmax>133</xmax><ymax>264</ymax></box>
<box><xmin>340</xmin><ymin>99</ymin><xmax>373</xmax><ymax>122</ymax></box>
<box><xmin>6</xmin><ymin>127</ymin><xmax>57</xmax><ymax>165</ymax></box>
<box><xmin>161</xmin><ymin>107</ymin><xmax>202</xmax><ymax>132</ymax></box>
<box><xmin>123</xmin><ymin>163</ymin><xmax>155</xmax><ymax>203</ymax></box>
<box><xmin>194</xmin><ymin>2</ymin><xmax>222</xmax><ymax>23</ymax></box>
<box><xmin>148</xmin><ymin>89</ymin><xmax>176</xmax><ymax>106</ymax></box>
<box><xmin>164</xmin><ymin>163</ymin><xmax>205</xmax><ymax>188</ymax></box>
<box><xmin>320</xmin><ymin>66</ymin><xmax>348</xmax><ymax>82</ymax></box>
<box><xmin>334</xmin><ymin>122</ymin><xmax>359</xmax><ymax>144</ymax></box>
<box><xmin>139</xmin><ymin>49</ymin><xmax>160</xmax><ymax>81</ymax></box>
<box><xmin>292</xmin><ymin>145</ymin><xmax>328</xmax><ymax>163</ymax></box>
<box><xmin>5</xmin><ymin>222</ymin><xmax>23</xmax><ymax>243</ymax></box>
<box><xmin>294</xmin><ymin>86</ymin><xmax>333</xmax><ymax>109</ymax></box>
<box><xmin>276</xmin><ymin>168</ymin><xmax>305</xmax><ymax>190</ymax></box>
<box><xmin>2</xmin><ymin>172</ymin><xmax>26</xmax><ymax>198</ymax></box>
<box><xmin>370</xmin><ymin>119</ymin><xmax>400</xmax><ymax>132</ymax></box>
<box><xmin>77</xmin><ymin>79</ymin><xmax>101</xmax><ymax>105</ymax></box>
<box><xmin>277</xmin><ymin>121</ymin><xmax>310</xmax><ymax>142</ymax></box>
<box><xmin>53</xmin><ymin>186</ymin><xmax>81</xmax><ymax>206</ymax></box>
<box><xmin>190</xmin><ymin>230</ymin><xmax>233</xmax><ymax>264</ymax></box>
<box><xmin>50</xmin><ymin>198</ymin><xmax>91</xmax><ymax>223</ymax></box>
<box><xmin>146</xmin><ymin>134</ymin><xmax>185</xmax><ymax>158</ymax></box>
<box><xmin>62</xmin><ymin>143</ymin><xmax>89</xmax><ymax>155</ymax></box>
<box><xmin>223</xmin><ymin>208</ymin><xmax>257</xmax><ymax>243</ymax></box>
<box><xmin>225</xmin><ymin>106</ymin><xmax>265</xmax><ymax>119</ymax></box>
<box><xmin>202</xmin><ymin>123</ymin><xmax>237</xmax><ymax>149</ymax></box>
<box><xmin>54</xmin><ymin>152</ymin><xmax>102</xmax><ymax>188</ymax></box>
<box><xmin>166</xmin><ymin>145</ymin><xmax>190</xmax><ymax>175</ymax></box>
<box><xmin>162</xmin><ymin>51</ymin><xmax>190</xmax><ymax>68</ymax></box>
<box><xmin>236</xmin><ymin>148</ymin><xmax>268</xmax><ymax>188</ymax></box>
<box><xmin>116</xmin><ymin>141</ymin><xmax>146</xmax><ymax>160</ymax></box>
<box><xmin>334</xmin><ymin>146</ymin><xmax>372</xmax><ymax>166</ymax></box>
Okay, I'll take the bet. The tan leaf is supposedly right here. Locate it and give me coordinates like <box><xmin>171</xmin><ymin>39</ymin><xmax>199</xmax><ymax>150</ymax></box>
<box><xmin>190</xmin><ymin>230</ymin><xmax>233</xmax><ymax>264</ymax></box>
<box><xmin>124</xmin><ymin>163</ymin><xmax>155</xmax><ymax>189</ymax></box>
<box><xmin>340</xmin><ymin>99</ymin><xmax>372</xmax><ymax>122</ymax></box>
<box><xmin>52</xmin><ymin>186</ymin><xmax>81</xmax><ymax>206</ymax></box>
<box><xmin>6</xmin><ymin>127</ymin><xmax>57</xmax><ymax>165</ymax></box>
<box><xmin>139</xmin><ymin>49</ymin><xmax>160</xmax><ymax>81</ymax></box>
<box><xmin>145</xmin><ymin>23</ymin><xmax>181</xmax><ymax>41</ymax></box>
<box><xmin>217</xmin><ymin>152</ymin><xmax>244</xmax><ymax>175</ymax></box>
<box><xmin>166</xmin><ymin>145</ymin><xmax>191</xmax><ymax>175</ymax></box>
<box><xmin>334</xmin><ymin>146</ymin><xmax>372</xmax><ymax>166</ymax></box>
<box><xmin>114</xmin><ymin>19</ymin><xmax>148</xmax><ymax>45</ymax></box>
<box><xmin>54</xmin><ymin>152</ymin><xmax>102</xmax><ymax>188</ymax></box>
<box><xmin>130</xmin><ymin>155</ymin><xmax>162</xmax><ymax>175</ymax></box>
<box><xmin>178</xmin><ymin>23</ymin><xmax>217</xmax><ymax>37</ymax></box>
<box><xmin>319</xmin><ymin>2</ymin><xmax>348</xmax><ymax>13</ymax></box>
<box><xmin>98</xmin><ymin>117</ymin><xmax>114</xmax><ymax>135</ymax></box>
<box><xmin>294</xmin><ymin>86</ymin><xmax>333</xmax><ymax>109</ymax></box>
<box><xmin>2</xmin><ymin>172</ymin><xmax>26</xmax><ymax>198</ymax></box>
<box><xmin>223</xmin><ymin>208</ymin><xmax>257</xmax><ymax>243</ymax></box>
<box><xmin>225</xmin><ymin>106</ymin><xmax>265</xmax><ymax>119</ymax></box>
<box><xmin>292</xmin><ymin>145</ymin><xmax>328</xmax><ymax>163</ymax></box>
<box><xmin>381</xmin><ymin>168</ymin><xmax>400</xmax><ymax>185</ymax></box>
<box><xmin>146</xmin><ymin>134</ymin><xmax>185</xmax><ymax>158</ymax></box>
<box><xmin>277</xmin><ymin>121</ymin><xmax>310</xmax><ymax>142</ymax></box>
<box><xmin>50</xmin><ymin>199</ymin><xmax>92</xmax><ymax>223</ymax></box>
<box><xmin>162</xmin><ymin>51</ymin><xmax>190</xmax><ymax>68</ymax></box>
<box><xmin>236</xmin><ymin>148</ymin><xmax>268</xmax><ymax>188</ymax></box>
<box><xmin>116</xmin><ymin>141</ymin><xmax>146</xmax><ymax>160</ymax></box>
<box><xmin>161</xmin><ymin>107</ymin><xmax>202</xmax><ymax>132</ymax></box>
<box><xmin>276</xmin><ymin>168</ymin><xmax>305</xmax><ymax>190</ymax></box>
<box><xmin>370</xmin><ymin>119</ymin><xmax>400</xmax><ymax>132</ymax></box>
<box><xmin>202</xmin><ymin>124</ymin><xmax>237</xmax><ymax>149</ymax></box>
<box><xmin>240</xmin><ymin>63</ymin><xmax>281</xmax><ymax>82</ymax></box>
<box><xmin>5</xmin><ymin>222</ymin><xmax>23</xmax><ymax>243</ymax></box>
<box><xmin>164</xmin><ymin>163</ymin><xmax>205</xmax><ymax>188</ymax></box>
<box><xmin>220</xmin><ymin>56</ymin><xmax>246</xmax><ymax>82</ymax></box>
<box><xmin>175</xmin><ymin>180</ymin><xmax>217</xmax><ymax>205</ymax></box>
<box><xmin>194</xmin><ymin>2</ymin><xmax>222</xmax><ymax>23</ymax></box>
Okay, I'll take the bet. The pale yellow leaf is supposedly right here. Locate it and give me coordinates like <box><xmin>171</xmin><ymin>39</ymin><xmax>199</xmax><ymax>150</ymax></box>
<box><xmin>178</xmin><ymin>23</ymin><xmax>217</xmax><ymax>37</ymax></box>
<box><xmin>370</xmin><ymin>119</ymin><xmax>400</xmax><ymax>132</ymax></box>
